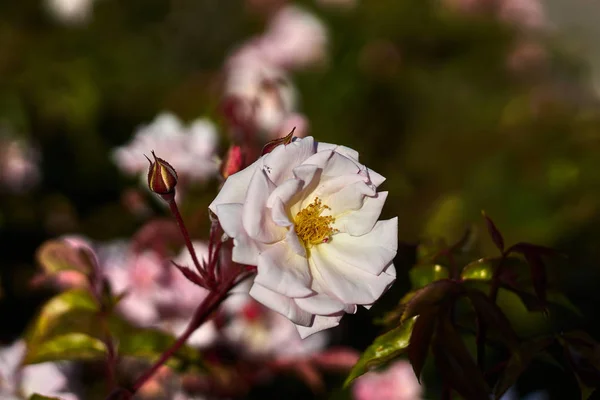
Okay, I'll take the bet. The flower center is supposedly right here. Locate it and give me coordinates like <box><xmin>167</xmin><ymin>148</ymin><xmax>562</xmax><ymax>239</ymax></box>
<box><xmin>294</xmin><ymin>197</ymin><xmax>338</xmax><ymax>246</ymax></box>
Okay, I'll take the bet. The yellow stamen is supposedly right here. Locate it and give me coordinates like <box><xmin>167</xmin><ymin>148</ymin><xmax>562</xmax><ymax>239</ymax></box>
<box><xmin>294</xmin><ymin>197</ymin><xmax>338</xmax><ymax>246</ymax></box>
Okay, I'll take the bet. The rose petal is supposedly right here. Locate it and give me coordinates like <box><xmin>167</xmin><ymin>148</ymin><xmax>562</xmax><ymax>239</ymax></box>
<box><xmin>333</xmin><ymin>191</ymin><xmax>388</xmax><ymax>236</ymax></box>
<box><xmin>326</xmin><ymin>217</ymin><xmax>397</xmax><ymax>275</ymax></box>
<box><xmin>209</xmin><ymin>159</ymin><xmax>261</xmax><ymax>213</ymax></box>
<box><xmin>267</xmin><ymin>178</ymin><xmax>303</xmax><ymax>208</ymax></box>
<box><xmin>255</xmin><ymin>242</ymin><xmax>313</xmax><ymax>297</ymax></box>
<box><xmin>294</xmin><ymin>293</ymin><xmax>346</xmax><ymax>315</ymax></box>
<box><xmin>263</xmin><ymin>136</ymin><xmax>316</xmax><ymax>185</ymax></box>
<box><xmin>367</xmin><ymin>167</ymin><xmax>386</xmax><ymax>187</ymax></box>
<box><xmin>286</xmin><ymin>225</ymin><xmax>307</xmax><ymax>258</ymax></box>
<box><xmin>310</xmin><ymin>245</ymin><xmax>396</xmax><ymax>304</ymax></box>
<box><xmin>216</xmin><ymin>203</ymin><xmax>261</xmax><ymax>265</ymax></box>
<box><xmin>296</xmin><ymin>313</ymin><xmax>343</xmax><ymax>339</ymax></box>
<box><xmin>250</xmin><ymin>282</ymin><xmax>313</xmax><ymax>326</ymax></box>
<box><xmin>271</xmin><ymin>197</ymin><xmax>293</xmax><ymax>227</ymax></box>
<box><xmin>243</xmin><ymin>169</ymin><xmax>286</xmax><ymax>243</ymax></box>
<box><xmin>316</xmin><ymin>142</ymin><xmax>360</xmax><ymax>162</ymax></box>
<box><xmin>326</xmin><ymin>181</ymin><xmax>376</xmax><ymax>215</ymax></box>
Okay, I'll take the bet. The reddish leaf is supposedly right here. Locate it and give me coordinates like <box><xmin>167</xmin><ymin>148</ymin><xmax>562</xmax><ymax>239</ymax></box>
<box><xmin>522</xmin><ymin>251</ymin><xmax>547</xmax><ymax>306</ymax></box>
<box><xmin>408</xmin><ymin>311</ymin><xmax>437</xmax><ymax>383</ymax></box>
<box><xmin>172</xmin><ymin>262</ymin><xmax>206</xmax><ymax>288</ymax></box>
<box><xmin>433</xmin><ymin>317</ymin><xmax>490</xmax><ymax>400</ymax></box>
<box><xmin>508</xmin><ymin>242</ymin><xmax>564</xmax><ymax>258</ymax></box>
<box><xmin>401</xmin><ymin>280</ymin><xmax>464</xmax><ymax>322</ymax></box>
<box><xmin>482</xmin><ymin>211</ymin><xmax>504</xmax><ymax>253</ymax></box>
<box><xmin>466</xmin><ymin>289</ymin><xmax>519</xmax><ymax>350</ymax></box>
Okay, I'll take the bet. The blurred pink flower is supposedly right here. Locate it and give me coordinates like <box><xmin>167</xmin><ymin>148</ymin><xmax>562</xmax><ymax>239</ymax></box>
<box><xmin>221</xmin><ymin>281</ymin><xmax>328</xmax><ymax>359</ymax></box>
<box><xmin>223</xmin><ymin>5</ymin><xmax>326</xmax><ymax>140</ymax></box>
<box><xmin>112</xmin><ymin>112</ymin><xmax>219</xmax><ymax>186</ymax></box>
<box><xmin>353</xmin><ymin>360</ymin><xmax>422</xmax><ymax>400</ymax></box>
<box><xmin>45</xmin><ymin>0</ymin><xmax>94</xmax><ymax>24</ymax></box>
<box><xmin>442</xmin><ymin>0</ymin><xmax>546</xmax><ymax>31</ymax></box>
<box><xmin>0</xmin><ymin>138</ymin><xmax>41</xmax><ymax>194</ymax></box>
<box><xmin>0</xmin><ymin>340</ymin><xmax>78</xmax><ymax>400</ymax></box>
<box><xmin>260</xmin><ymin>5</ymin><xmax>328</xmax><ymax>70</ymax></box>
<box><xmin>224</xmin><ymin>48</ymin><xmax>298</xmax><ymax>137</ymax></box>
<box><xmin>100</xmin><ymin>241</ymin><xmax>217</xmax><ymax>348</ymax></box>
<box><xmin>498</xmin><ymin>0</ymin><xmax>546</xmax><ymax>31</ymax></box>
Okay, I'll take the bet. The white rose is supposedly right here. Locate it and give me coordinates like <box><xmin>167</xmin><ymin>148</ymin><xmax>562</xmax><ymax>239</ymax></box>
<box><xmin>209</xmin><ymin>136</ymin><xmax>397</xmax><ymax>338</ymax></box>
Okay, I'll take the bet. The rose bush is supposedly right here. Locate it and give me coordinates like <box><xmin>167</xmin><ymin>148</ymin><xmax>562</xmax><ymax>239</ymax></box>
<box><xmin>209</xmin><ymin>136</ymin><xmax>397</xmax><ymax>337</ymax></box>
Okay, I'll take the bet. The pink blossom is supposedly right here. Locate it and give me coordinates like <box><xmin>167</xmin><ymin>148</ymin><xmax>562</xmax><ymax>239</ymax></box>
<box><xmin>224</xmin><ymin>48</ymin><xmax>298</xmax><ymax>137</ymax></box>
<box><xmin>0</xmin><ymin>340</ymin><xmax>78</xmax><ymax>400</ymax></box>
<box><xmin>498</xmin><ymin>0</ymin><xmax>546</xmax><ymax>31</ymax></box>
<box><xmin>0</xmin><ymin>137</ymin><xmax>41</xmax><ymax>194</ymax></box>
<box><xmin>221</xmin><ymin>281</ymin><xmax>328</xmax><ymax>359</ymax></box>
<box><xmin>112</xmin><ymin>113</ymin><xmax>219</xmax><ymax>186</ymax></box>
<box><xmin>259</xmin><ymin>5</ymin><xmax>329</xmax><ymax>70</ymax></box>
<box><xmin>100</xmin><ymin>241</ymin><xmax>217</xmax><ymax>348</ymax></box>
<box><xmin>353</xmin><ymin>360</ymin><xmax>422</xmax><ymax>400</ymax></box>
<box><xmin>45</xmin><ymin>0</ymin><xmax>94</xmax><ymax>24</ymax></box>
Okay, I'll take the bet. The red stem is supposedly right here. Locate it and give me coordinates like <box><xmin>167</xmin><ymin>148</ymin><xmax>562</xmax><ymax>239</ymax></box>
<box><xmin>167</xmin><ymin>198</ymin><xmax>209</xmax><ymax>282</ymax></box>
<box><xmin>130</xmin><ymin>278</ymin><xmax>234</xmax><ymax>394</ymax></box>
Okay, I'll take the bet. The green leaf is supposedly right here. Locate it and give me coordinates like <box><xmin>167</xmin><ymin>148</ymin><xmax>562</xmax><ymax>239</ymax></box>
<box><xmin>24</xmin><ymin>333</ymin><xmax>107</xmax><ymax>364</ymax></box>
<box><xmin>36</xmin><ymin>240</ymin><xmax>93</xmax><ymax>275</ymax></box>
<box><xmin>29</xmin><ymin>395</ymin><xmax>62</xmax><ymax>400</ymax></box>
<box><xmin>409</xmin><ymin>264</ymin><xmax>449</xmax><ymax>289</ymax></box>
<box><xmin>461</xmin><ymin>258</ymin><xmax>495</xmax><ymax>281</ymax></box>
<box><xmin>26</xmin><ymin>289</ymin><xmax>99</xmax><ymax>344</ymax></box>
<box><xmin>493</xmin><ymin>338</ymin><xmax>554</xmax><ymax>399</ymax></box>
<box><xmin>433</xmin><ymin>317</ymin><xmax>490</xmax><ymax>400</ymax></box>
<box><xmin>402</xmin><ymin>279</ymin><xmax>464</xmax><ymax>322</ymax></box>
<box><xmin>344</xmin><ymin>317</ymin><xmax>417</xmax><ymax>386</ymax></box>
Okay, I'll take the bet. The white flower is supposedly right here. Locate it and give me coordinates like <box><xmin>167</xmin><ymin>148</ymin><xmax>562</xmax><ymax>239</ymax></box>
<box><xmin>112</xmin><ymin>112</ymin><xmax>219</xmax><ymax>185</ymax></box>
<box><xmin>209</xmin><ymin>136</ymin><xmax>397</xmax><ymax>338</ymax></box>
<box><xmin>0</xmin><ymin>340</ymin><xmax>78</xmax><ymax>400</ymax></box>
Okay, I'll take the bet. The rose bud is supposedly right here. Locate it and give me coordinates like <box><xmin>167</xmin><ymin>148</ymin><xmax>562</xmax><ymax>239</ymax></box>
<box><xmin>146</xmin><ymin>151</ymin><xmax>178</xmax><ymax>197</ymax></box>
<box><xmin>220</xmin><ymin>145</ymin><xmax>245</xmax><ymax>180</ymax></box>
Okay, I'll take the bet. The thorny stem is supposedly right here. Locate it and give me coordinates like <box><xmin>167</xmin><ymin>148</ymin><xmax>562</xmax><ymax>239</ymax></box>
<box><xmin>166</xmin><ymin>197</ymin><xmax>210</xmax><ymax>283</ymax></box>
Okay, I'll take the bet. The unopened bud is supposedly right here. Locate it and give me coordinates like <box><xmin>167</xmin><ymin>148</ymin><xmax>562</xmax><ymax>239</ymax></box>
<box><xmin>146</xmin><ymin>151</ymin><xmax>178</xmax><ymax>196</ymax></box>
<box><xmin>220</xmin><ymin>145</ymin><xmax>245</xmax><ymax>180</ymax></box>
